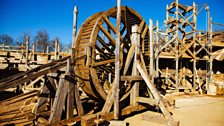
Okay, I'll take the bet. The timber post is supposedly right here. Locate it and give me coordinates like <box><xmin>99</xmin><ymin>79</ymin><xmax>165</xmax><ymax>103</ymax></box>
<box><xmin>149</xmin><ymin>18</ymin><xmax>154</xmax><ymax>84</ymax></box>
<box><xmin>32</xmin><ymin>44</ymin><xmax>35</xmax><ymax>62</ymax></box>
<box><xmin>55</xmin><ymin>37</ymin><xmax>59</xmax><ymax>60</ymax></box>
<box><xmin>72</xmin><ymin>6</ymin><xmax>78</xmax><ymax>48</ymax></box>
<box><xmin>130</xmin><ymin>25</ymin><xmax>140</xmax><ymax>106</ymax></box>
<box><xmin>193</xmin><ymin>2</ymin><xmax>197</xmax><ymax>89</ymax></box>
<box><xmin>25</xmin><ymin>36</ymin><xmax>30</xmax><ymax>70</ymax></box>
<box><xmin>114</xmin><ymin>0</ymin><xmax>121</xmax><ymax>120</ymax></box>
<box><xmin>46</xmin><ymin>45</ymin><xmax>49</xmax><ymax>53</ymax></box>
<box><xmin>175</xmin><ymin>0</ymin><xmax>179</xmax><ymax>88</ymax></box>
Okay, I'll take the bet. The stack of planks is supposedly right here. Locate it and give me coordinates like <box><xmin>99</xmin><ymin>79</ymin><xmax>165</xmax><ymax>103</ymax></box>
<box><xmin>0</xmin><ymin>90</ymin><xmax>38</xmax><ymax>125</ymax></box>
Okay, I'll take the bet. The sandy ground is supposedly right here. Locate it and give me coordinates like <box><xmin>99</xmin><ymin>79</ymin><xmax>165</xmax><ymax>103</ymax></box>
<box><xmin>173</xmin><ymin>96</ymin><xmax>224</xmax><ymax>126</ymax></box>
<box><xmin>122</xmin><ymin>95</ymin><xmax>224</xmax><ymax>126</ymax></box>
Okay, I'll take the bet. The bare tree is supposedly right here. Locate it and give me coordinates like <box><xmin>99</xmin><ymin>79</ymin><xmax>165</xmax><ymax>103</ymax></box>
<box><xmin>48</xmin><ymin>39</ymin><xmax>55</xmax><ymax>52</ymax></box>
<box><xmin>33</xmin><ymin>30</ymin><xmax>50</xmax><ymax>52</ymax></box>
<box><xmin>15</xmin><ymin>32</ymin><xmax>30</xmax><ymax>46</ymax></box>
<box><xmin>48</xmin><ymin>38</ymin><xmax>65</xmax><ymax>52</ymax></box>
<box><xmin>0</xmin><ymin>34</ymin><xmax>14</xmax><ymax>45</ymax></box>
<box><xmin>32</xmin><ymin>30</ymin><xmax>67</xmax><ymax>53</ymax></box>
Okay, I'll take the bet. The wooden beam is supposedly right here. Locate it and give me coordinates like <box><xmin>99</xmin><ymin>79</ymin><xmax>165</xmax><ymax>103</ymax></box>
<box><xmin>0</xmin><ymin>56</ymin><xmax>87</xmax><ymax>91</ymax></box>
<box><xmin>178</xmin><ymin>38</ymin><xmax>196</xmax><ymax>59</ymax></box>
<box><xmin>136</xmin><ymin>97</ymin><xmax>158</xmax><ymax>106</ymax></box>
<box><xmin>0</xmin><ymin>60</ymin><xmax>67</xmax><ymax>91</ymax></box>
<box><xmin>92</xmin><ymin>59</ymin><xmax>115</xmax><ymax>67</ymax></box>
<box><xmin>98</xmin><ymin>24</ymin><xmax>116</xmax><ymax>46</ymax></box>
<box><xmin>74</xmin><ymin>78</ymin><xmax>84</xmax><ymax>116</ymax></box>
<box><xmin>136</xmin><ymin>60</ymin><xmax>171</xmax><ymax>119</ymax></box>
<box><xmin>36</xmin><ymin>79</ymin><xmax>49</xmax><ymax>114</ymax></box>
<box><xmin>0</xmin><ymin>55</ymin><xmax>70</xmax><ymax>84</ymax></box>
<box><xmin>97</xmin><ymin>35</ymin><xmax>114</xmax><ymax>53</ymax></box>
<box><xmin>49</xmin><ymin>116</ymin><xmax>81</xmax><ymax>126</ymax></box>
<box><xmin>25</xmin><ymin>36</ymin><xmax>30</xmax><ymax>70</ymax></box>
<box><xmin>55</xmin><ymin>37</ymin><xmax>59</xmax><ymax>60</ymax></box>
<box><xmin>66</xmin><ymin>59</ymin><xmax>74</xmax><ymax>119</ymax></box>
<box><xmin>102</xmin><ymin>16</ymin><xmax>116</xmax><ymax>33</ymax></box>
<box><xmin>49</xmin><ymin>77</ymin><xmax>69</xmax><ymax>123</ymax></box>
<box><xmin>102</xmin><ymin>81</ymin><xmax>115</xmax><ymax>113</ymax></box>
<box><xmin>138</xmin><ymin>20</ymin><xmax>145</xmax><ymax>32</ymax></box>
<box><xmin>82</xmin><ymin>105</ymin><xmax>146</xmax><ymax>126</ymax></box>
<box><xmin>130</xmin><ymin>25</ymin><xmax>140</xmax><ymax>107</ymax></box>
<box><xmin>149</xmin><ymin>19</ymin><xmax>154</xmax><ymax>83</ymax></box>
<box><xmin>72</xmin><ymin>6</ymin><xmax>78</xmax><ymax>48</ymax></box>
<box><xmin>114</xmin><ymin>0</ymin><xmax>121</xmax><ymax>120</ymax></box>
<box><xmin>123</xmin><ymin>44</ymin><xmax>135</xmax><ymax>75</ymax></box>
<box><xmin>120</xmin><ymin>76</ymin><xmax>143</xmax><ymax>81</ymax></box>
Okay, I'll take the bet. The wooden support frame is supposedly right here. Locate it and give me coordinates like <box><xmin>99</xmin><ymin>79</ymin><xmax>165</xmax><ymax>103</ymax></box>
<box><xmin>130</xmin><ymin>25</ymin><xmax>140</xmax><ymax>107</ymax></box>
<box><xmin>48</xmin><ymin>58</ymin><xmax>84</xmax><ymax>123</ymax></box>
<box><xmin>92</xmin><ymin>25</ymin><xmax>172</xmax><ymax>125</ymax></box>
<box><xmin>156</xmin><ymin>0</ymin><xmax>199</xmax><ymax>90</ymax></box>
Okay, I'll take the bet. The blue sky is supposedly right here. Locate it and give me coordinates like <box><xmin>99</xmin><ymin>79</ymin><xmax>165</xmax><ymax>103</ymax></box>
<box><xmin>0</xmin><ymin>0</ymin><xmax>224</xmax><ymax>45</ymax></box>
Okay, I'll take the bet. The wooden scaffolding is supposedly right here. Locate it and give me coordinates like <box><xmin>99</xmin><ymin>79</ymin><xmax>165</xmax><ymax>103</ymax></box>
<box><xmin>154</xmin><ymin>0</ymin><xmax>214</xmax><ymax>92</ymax></box>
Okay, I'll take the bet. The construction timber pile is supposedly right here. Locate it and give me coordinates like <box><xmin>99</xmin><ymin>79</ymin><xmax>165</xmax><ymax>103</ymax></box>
<box><xmin>0</xmin><ymin>0</ymin><xmax>223</xmax><ymax>125</ymax></box>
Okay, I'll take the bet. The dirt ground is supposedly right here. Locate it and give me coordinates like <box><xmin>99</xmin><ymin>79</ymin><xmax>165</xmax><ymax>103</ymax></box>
<box><xmin>122</xmin><ymin>95</ymin><xmax>224</xmax><ymax>126</ymax></box>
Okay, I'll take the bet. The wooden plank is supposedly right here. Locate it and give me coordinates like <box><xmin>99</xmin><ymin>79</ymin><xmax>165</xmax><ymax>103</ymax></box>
<box><xmin>0</xmin><ymin>56</ymin><xmax>86</xmax><ymax>91</ymax></box>
<box><xmin>120</xmin><ymin>76</ymin><xmax>143</xmax><ymax>81</ymax></box>
<box><xmin>90</xmin><ymin>68</ymin><xmax>107</xmax><ymax>99</ymax></box>
<box><xmin>49</xmin><ymin>116</ymin><xmax>81</xmax><ymax>126</ymax></box>
<box><xmin>49</xmin><ymin>78</ymin><xmax>69</xmax><ymax>123</ymax></box>
<box><xmin>102</xmin><ymin>81</ymin><xmax>115</xmax><ymax>113</ymax></box>
<box><xmin>65</xmin><ymin>59</ymin><xmax>74</xmax><ymax>119</ymax></box>
<box><xmin>47</xmin><ymin>77</ymin><xmax>57</xmax><ymax>91</ymax></box>
<box><xmin>26</xmin><ymin>75</ymin><xmax>44</xmax><ymax>89</ymax></box>
<box><xmin>0</xmin><ymin>55</ymin><xmax>70</xmax><ymax>84</ymax></box>
<box><xmin>98</xmin><ymin>24</ymin><xmax>116</xmax><ymax>46</ymax></box>
<box><xmin>37</xmin><ymin>117</ymin><xmax>49</xmax><ymax>125</ymax></box>
<box><xmin>0</xmin><ymin>61</ymin><xmax>67</xmax><ymax>91</ymax></box>
<box><xmin>136</xmin><ymin>97</ymin><xmax>158</xmax><ymax>106</ymax></box>
<box><xmin>82</xmin><ymin>105</ymin><xmax>146</xmax><ymax>126</ymax></box>
<box><xmin>103</xmin><ymin>16</ymin><xmax>116</xmax><ymax>33</ymax></box>
<box><xmin>136</xmin><ymin>60</ymin><xmax>171</xmax><ymax>119</ymax></box>
<box><xmin>123</xmin><ymin>44</ymin><xmax>135</xmax><ymax>75</ymax></box>
<box><xmin>97</xmin><ymin>35</ymin><xmax>114</xmax><ymax>53</ymax></box>
<box><xmin>36</xmin><ymin>81</ymin><xmax>49</xmax><ymax>113</ymax></box>
<box><xmin>74</xmin><ymin>79</ymin><xmax>84</xmax><ymax>116</ymax></box>
<box><xmin>0</xmin><ymin>91</ymin><xmax>37</xmax><ymax>106</ymax></box>
<box><xmin>178</xmin><ymin>38</ymin><xmax>196</xmax><ymax>59</ymax></box>
<box><xmin>103</xmin><ymin>15</ymin><xmax>123</xmax><ymax>43</ymax></box>
<box><xmin>138</xmin><ymin>20</ymin><xmax>145</xmax><ymax>32</ymax></box>
<box><xmin>93</xmin><ymin>59</ymin><xmax>115</xmax><ymax>67</ymax></box>
<box><xmin>141</xmin><ymin>25</ymin><xmax>148</xmax><ymax>38</ymax></box>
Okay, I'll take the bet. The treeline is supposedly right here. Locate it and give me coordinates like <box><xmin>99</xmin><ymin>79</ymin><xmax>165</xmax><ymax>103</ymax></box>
<box><xmin>0</xmin><ymin>30</ymin><xmax>70</xmax><ymax>52</ymax></box>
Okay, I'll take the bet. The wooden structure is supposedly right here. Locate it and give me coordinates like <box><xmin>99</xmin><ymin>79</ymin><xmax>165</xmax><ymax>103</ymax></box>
<box><xmin>0</xmin><ymin>38</ymin><xmax>68</xmax><ymax>72</ymax></box>
<box><xmin>74</xmin><ymin>6</ymin><xmax>150</xmax><ymax>101</ymax></box>
<box><xmin>0</xmin><ymin>5</ymin><xmax>174</xmax><ymax>125</ymax></box>
<box><xmin>153</xmin><ymin>0</ymin><xmax>224</xmax><ymax>93</ymax></box>
<box><xmin>0</xmin><ymin>0</ymin><xmax>224</xmax><ymax>125</ymax></box>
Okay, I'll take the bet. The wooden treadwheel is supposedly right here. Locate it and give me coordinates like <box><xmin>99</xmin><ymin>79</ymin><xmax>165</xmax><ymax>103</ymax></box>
<box><xmin>75</xmin><ymin>6</ymin><xmax>149</xmax><ymax>100</ymax></box>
